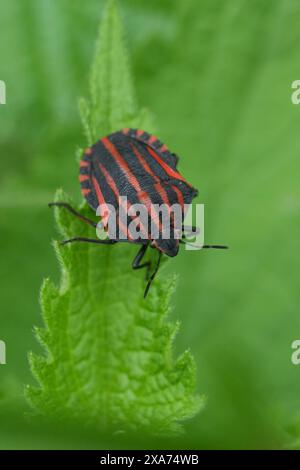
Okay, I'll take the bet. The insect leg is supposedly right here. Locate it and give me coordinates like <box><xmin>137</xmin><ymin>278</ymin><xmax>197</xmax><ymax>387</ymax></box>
<box><xmin>144</xmin><ymin>251</ymin><xmax>162</xmax><ymax>298</ymax></box>
<box><xmin>61</xmin><ymin>237</ymin><xmax>146</xmax><ymax>246</ymax></box>
<box><xmin>132</xmin><ymin>244</ymin><xmax>151</xmax><ymax>280</ymax></box>
<box><xmin>180</xmin><ymin>240</ymin><xmax>228</xmax><ymax>249</ymax></box>
<box><xmin>202</xmin><ymin>244</ymin><xmax>228</xmax><ymax>249</ymax></box>
<box><xmin>60</xmin><ymin>237</ymin><xmax>117</xmax><ymax>246</ymax></box>
<box><xmin>49</xmin><ymin>202</ymin><xmax>97</xmax><ymax>228</ymax></box>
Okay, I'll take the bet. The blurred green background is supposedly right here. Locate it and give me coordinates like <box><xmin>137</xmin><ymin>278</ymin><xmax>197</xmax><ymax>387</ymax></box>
<box><xmin>1</xmin><ymin>0</ymin><xmax>300</xmax><ymax>449</ymax></box>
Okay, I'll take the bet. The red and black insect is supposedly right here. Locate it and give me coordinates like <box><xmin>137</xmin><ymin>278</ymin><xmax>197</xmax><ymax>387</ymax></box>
<box><xmin>50</xmin><ymin>129</ymin><xmax>227</xmax><ymax>297</ymax></box>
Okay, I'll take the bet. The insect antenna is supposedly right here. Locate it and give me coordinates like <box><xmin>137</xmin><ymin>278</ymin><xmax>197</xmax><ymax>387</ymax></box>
<box><xmin>180</xmin><ymin>240</ymin><xmax>228</xmax><ymax>249</ymax></box>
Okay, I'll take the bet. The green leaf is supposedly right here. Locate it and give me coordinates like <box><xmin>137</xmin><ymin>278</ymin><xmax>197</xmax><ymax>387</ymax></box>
<box><xmin>26</xmin><ymin>0</ymin><xmax>203</xmax><ymax>434</ymax></box>
<box><xmin>80</xmin><ymin>0</ymin><xmax>154</xmax><ymax>143</ymax></box>
<box><xmin>26</xmin><ymin>189</ymin><xmax>204</xmax><ymax>433</ymax></box>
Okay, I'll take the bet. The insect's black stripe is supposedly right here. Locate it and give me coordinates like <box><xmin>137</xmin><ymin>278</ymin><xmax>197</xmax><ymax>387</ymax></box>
<box><xmin>127</xmin><ymin>139</ymin><xmax>185</xmax><ymax>239</ymax></box>
<box><xmin>102</xmin><ymin>135</ymin><xmax>165</xmax><ymax>237</ymax></box>
<box><xmin>124</xmin><ymin>129</ymin><xmax>177</xmax><ymax>170</ymax></box>
<box><xmin>94</xmin><ymin>140</ymin><xmax>141</xmax><ymax>205</ymax></box>
<box><xmin>79</xmin><ymin>149</ymin><xmax>130</xmax><ymax>238</ymax></box>
<box><xmin>107</xmin><ymin>133</ymin><xmax>171</xmax><ymax>213</ymax></box>
<box><xmin>79</xmin><ymin>165</ymin><xmax>90</xmax><ymax>177</ymax></box>
<box><xmin>129</xmin><ymin>138</ymin><xmax>170</xmax><ymax>182</ymax></box>
<box><xmin>79</xmin><ymin>154</ymin><xmax>107</xmax><ymax>209</ymax></box>
<box><xmin>80</xmin><ymin>132</ymin><xmax>197</xmax><ymax>240</ymax></box>
<box><xmin>128</xmin><ymin>140</ymin><xmax>184</xmax><ymax>226</ymax></box>
<box><xmin>127</xmin><ymin>140</ymin><xmax>179</xmax><ymax>238</ymax></box>
<box><xmin>93</xmin><ymin>140</ymin><xmax>151</xmax><ymax>239</ymax></box>
<box><xmin>170</xmin><ymin>179</ymin><xmax>198</xmax><ymax>205</ymax></box>
<box><xmin>91</xmin><ymin>158</ymin><xmax>118</xmax><ymax>208</ymax></box>
<box><xmin>123</xmin><ymin>138</ymin><xmax>196</xmax><ymax>208</ymax></box>
<box><xmin>101</xmin><ymin>135</ymin><xmax>160</xmax><ymax>208</ymax></box>
<box><xmin>108</xmin><ymin>132</ymin><xmax>192</xmax><ymax>238</ymax></box>
<box><xmin>97</xmin><ymin>160</ymin><xmax>143</xmax><ymax>240</ymax></box>
<box><xmin>127</xmin><ymin>129</ymin><xmax>163</xmax><ymax>150</ymax></box>
<box><xmin>79</xmin><ymin>156</ymin><xmax>97</xmax><ymax>207</ymax></box>
<box><xmin>92</xmin><ymin>153</ymin><xmax>134</xmax><ymax>239</ymax></box>
<box><xmin>140</xmin><ymin>141</ymin><xmax>193</xmax><ymax>189</ymax></box>
<box><xmin>109</xmin><ymin>135</ymin><xmax>166</xmax><ymax>204</ymax></box>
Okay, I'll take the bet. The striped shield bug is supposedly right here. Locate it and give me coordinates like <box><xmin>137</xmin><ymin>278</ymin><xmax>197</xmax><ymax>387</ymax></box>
<box><xmin>50</xmin><ymin>129</ymin><xmax>227</xmax><ymax>297</ymax></box>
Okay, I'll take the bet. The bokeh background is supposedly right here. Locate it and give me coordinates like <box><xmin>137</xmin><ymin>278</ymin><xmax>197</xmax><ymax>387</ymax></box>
<box><xmin>1</xmin><ymin>0</ymin><xmax>300</xmax><ymax>449</ymax></box>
